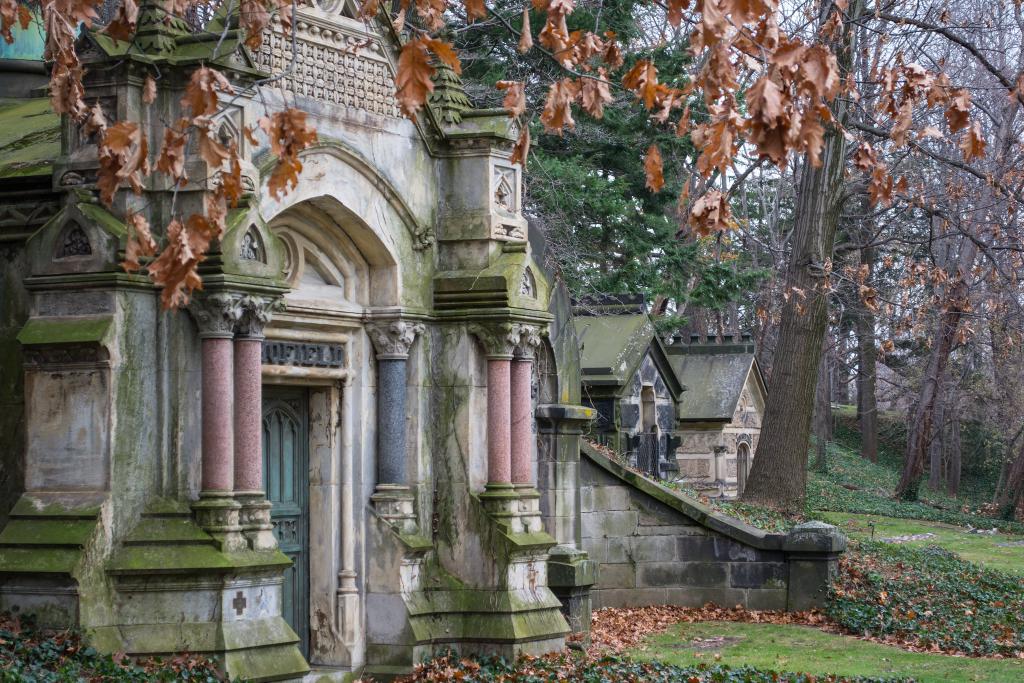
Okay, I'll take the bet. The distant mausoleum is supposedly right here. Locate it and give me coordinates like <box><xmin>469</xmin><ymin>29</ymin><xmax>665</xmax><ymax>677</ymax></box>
<box><xmin>666</xmin><ymin>334</ymin><xmax>766</xmax><ymax>498</ymax></box>
<box><xmin>574</xmin><ymin>296</ymin><xmax>684</xmax><ymax>480</ymax></box>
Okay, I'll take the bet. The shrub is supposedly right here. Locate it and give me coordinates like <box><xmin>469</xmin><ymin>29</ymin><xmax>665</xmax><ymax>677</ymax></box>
<box><xmin>828</xmin><ymin>541</ymin><xmax>1024</xmax><ymax>657</ymax></box>
<box><xmin>0</xmin><ymin>615</ymin><xmax>223</xmax><ymax>682</ymax></box>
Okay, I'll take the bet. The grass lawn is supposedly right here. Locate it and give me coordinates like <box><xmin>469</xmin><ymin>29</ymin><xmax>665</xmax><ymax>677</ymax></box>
<box><xmin>633</xmin><ymin>621</ymin><xmax>1024</xmax><ymax>683</ymax></box>
<box><xmin>818</xmin><ymin>511</ymin><xmax>1024</xmax><ymax>575</ymax></box>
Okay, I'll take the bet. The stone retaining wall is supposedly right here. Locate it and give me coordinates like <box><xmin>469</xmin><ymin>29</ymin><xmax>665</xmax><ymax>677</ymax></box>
<box><xmin>580</xmin><ymin>443</ymin><xmax>844</xmax><ymax>612</ymax></box>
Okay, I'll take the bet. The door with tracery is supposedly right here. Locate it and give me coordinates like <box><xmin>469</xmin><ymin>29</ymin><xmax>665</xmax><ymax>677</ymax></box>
<box><xmin>262</xmin><ymin>387</ymin><xmax>310</xmax><ymax>655</ymax></box>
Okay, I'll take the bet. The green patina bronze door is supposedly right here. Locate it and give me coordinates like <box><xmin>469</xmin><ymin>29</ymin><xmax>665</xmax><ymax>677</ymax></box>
<box><xmin>262</xmin><ymin>387</ymin><xmax>310</xmax><ymax>656</ymax></box>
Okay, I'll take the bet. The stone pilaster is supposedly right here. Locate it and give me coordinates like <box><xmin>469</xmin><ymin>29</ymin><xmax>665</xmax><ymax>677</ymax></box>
<box><xmin>367</xmin><ymin>320</ymin><xmax>423</xmax><ymax>533</ymax></box>
<box><xmin>234</xmin><ymin>295</ymin><xmax>282</xmax><ymax>551</ymax></box>
<box><xmin>188</xmin><ymin>293</ymin><xmax>247</xmax><ymax>553</ymax></box>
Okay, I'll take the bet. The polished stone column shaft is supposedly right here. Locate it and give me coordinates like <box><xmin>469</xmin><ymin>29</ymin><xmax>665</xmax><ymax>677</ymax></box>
<box><xmin>201</xmin><ymin>337</ymin><xmax>234</xmax><ymax>493</ymax></box>
<box><xmin>487</xmin><ymin>358</ymin><xmax>513</xmax><ymax>484</ymax></box>
<box><xmin>377</xmin><ymin>357</ymin><xmax>407</xmax><ymax>486</ymax></box>
<box><xmin>510</xmin><ymin>357</ymin><xmax>533</xmax><ymax>485</ymax></box>
<box><xmin>233</xmin><ymin>337</ymin><xmax>263</xmax><ymax>493</ymax></box>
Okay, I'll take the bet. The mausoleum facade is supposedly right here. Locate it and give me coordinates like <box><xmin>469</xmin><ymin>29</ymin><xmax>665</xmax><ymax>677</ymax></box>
<box><xmin>0</xmin><ymin>5</ymin><xmax>594</xmax><ymax>680</ymax></box>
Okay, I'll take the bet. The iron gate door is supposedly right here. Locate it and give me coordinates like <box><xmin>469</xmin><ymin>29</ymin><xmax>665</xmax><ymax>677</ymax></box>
<box><xmin>262</xmin><ymin>387</ymin><xmax>309</xmax><ymax>656</ymax></box>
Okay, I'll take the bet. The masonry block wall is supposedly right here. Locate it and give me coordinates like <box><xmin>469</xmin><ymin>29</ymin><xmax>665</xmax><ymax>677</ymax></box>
<box><xmin>580</xmin><ymin>445</ymin><xmax>845</xmax><ymax>612</ymax></box>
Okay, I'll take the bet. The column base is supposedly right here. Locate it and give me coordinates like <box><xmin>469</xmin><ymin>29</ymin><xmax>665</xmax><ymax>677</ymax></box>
<box><xmin>479</xmin><ymin>484</ymin><xmax>543</xmax><ymax>534</ymax></box>
<box><xmin>192</xmin><ymin>494</ymin><xmax>247</xmax><ymax>553</ymax></box>
<box><xmin>371</xmin><ymin>484</ymin><xmax>417</xmax><ymax>534</ymax></box>
<box><xmin>236</xmin><ymin>492</ymin><xmax>277</xmax><ymax>551</ymax></box>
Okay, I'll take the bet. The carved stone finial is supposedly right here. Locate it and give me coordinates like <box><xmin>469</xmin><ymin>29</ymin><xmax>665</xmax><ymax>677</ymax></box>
<box><xmin>366</xmin><ymin>320</ymin><xmax>425</xmax><ymax>360</ymax></box>
<box><xmin>133</xmin><ymin>1</ymin><xmax>190</xmax><ymax>55</ymax></box>
<box><xmin>469</xmin><ymin>322</ymin><xmax>521</xmax><ymax>359</ymax></box>
<box><xmin>237</xmin><ymin>295</ymin><xmax>285</xmax><ymax>340</ymax></box>
<box><xmin>429</xmin><ymin>61</ymin><xmax>472</xmax><ymax>125</ymax></box>
<box><xmin>188</xmin><ymin>292</ymin><xmax>243</xmax><ymax>339</ymax></box>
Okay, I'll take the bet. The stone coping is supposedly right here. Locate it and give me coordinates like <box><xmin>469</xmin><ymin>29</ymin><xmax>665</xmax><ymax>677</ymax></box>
<box><xmin>581</xmin><ymin>441</ymin><xmax>785</xmax><ymax>551</ymax></box>
<box><xmin>17</xmin><ymin>314</ymin><xmax>114</xmax><ymax>347</ymax></box>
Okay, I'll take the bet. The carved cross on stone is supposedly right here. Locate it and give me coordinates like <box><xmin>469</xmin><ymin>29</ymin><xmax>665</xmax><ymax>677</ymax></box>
<box><xmin>232</xmin><ymin>591</ymin><xmax>247</xmax><ymax>616</ymax></box>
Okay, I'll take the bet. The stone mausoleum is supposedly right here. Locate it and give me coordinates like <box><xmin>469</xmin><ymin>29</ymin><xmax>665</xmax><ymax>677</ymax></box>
<box><xmin>575</xmin><ymin>295</ymin><xmax>683</xmax><ymax>480</ymax></box>
<box><xmin>666</xmin><ymin>334</ymin><xmax>766</xmax><ymax>498</ymax></box>
<box><xmin>0</xmin><ymin>4</ymin><xmax>844</xmax><ymax>681</ymax></box>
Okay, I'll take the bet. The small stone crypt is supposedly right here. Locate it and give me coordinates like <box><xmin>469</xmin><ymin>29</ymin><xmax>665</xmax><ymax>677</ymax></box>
<box><xmin>0</xmin><ymin>5</ymin><xmax>593</xmax><ymax>680</ymax></box>
<box><xmin>575</xmin><ymin>295</ymin><xmax>684</xmax><ymax>480</ymax></box>
<box><xmin>665</xmin><ymin>334</ymin><xmax>766</xmax><ymax>499</ymax></box>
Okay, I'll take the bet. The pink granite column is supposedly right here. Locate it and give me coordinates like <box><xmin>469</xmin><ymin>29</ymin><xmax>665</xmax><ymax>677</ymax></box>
<box><xmin>233</xmin><ymin>337</ymin><xmax>263</xmax><ymax>493</ymax></box>
<box><xmin>201</xmin><ymin>338</ymin><xmax>235</xmax><ymax>493</ymax></box>
<box><xmin>487</xmin><ymin>358</ymin><xmax>512</xmax><ymax>485</ymax></box>
<box><xmin>510</xmin><ymin>357</ymin><xmax>533</xmax><ymax>485</ymax></box>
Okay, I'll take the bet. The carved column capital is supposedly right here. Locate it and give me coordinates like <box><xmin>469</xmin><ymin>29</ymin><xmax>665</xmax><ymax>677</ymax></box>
<box><xmin>237</xmin><ymin>295</ymin><xmax>285</xmax><ymax>340</ymax></box>
<box><xmin>469</xmin><ymin>322</ymin><xmax>521</xmax><ymax>359</ymax></box>
<box><xmin>188</xmin><ymin>292</ymin><xmax>243</xmax><ymax>339</ymax></box>
<box><xmin>513</xmin><ymin>324</ymin><xmax>544</xmax><ymax>360</ymax></box>
<box><xmin>366</xmin><ymin>320</ymin><xmax>425</xmax><ymax>360</ymax></box>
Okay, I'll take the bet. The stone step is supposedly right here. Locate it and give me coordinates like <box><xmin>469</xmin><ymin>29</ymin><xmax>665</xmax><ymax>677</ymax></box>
<box><xmin>0</xmin><ymin>518</ymin><xmax>95</xmax><ymax>547</ymax></box>
<box><xmin>122</xmin><ymin>516</ymin><xmax>218</xmax><ymax>546</ymax></box>
<box><xmin>8</xmin><ymin>493</ymin><xmax>103</xmax><ymax>521</ymax></box>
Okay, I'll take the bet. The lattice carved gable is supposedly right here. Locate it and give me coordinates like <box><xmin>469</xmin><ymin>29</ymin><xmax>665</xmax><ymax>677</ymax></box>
<box><xmin>252</xmin><ymin>7</ymin><xmax>401</xmax><ymax>118</ymax></box>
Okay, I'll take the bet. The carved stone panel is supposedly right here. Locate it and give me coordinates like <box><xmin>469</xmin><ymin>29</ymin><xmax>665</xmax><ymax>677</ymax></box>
<box><xmin>252</xmin><ymin>15</ymin><xmax>401</xmax><ymax>118</ymax></box>
<box><xmin>56</xmin><ymin>224</ymin><xmax>91</xmax><ymax>259</ymax></box>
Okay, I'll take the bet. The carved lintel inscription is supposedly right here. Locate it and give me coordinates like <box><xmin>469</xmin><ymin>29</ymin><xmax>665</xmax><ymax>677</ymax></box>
<box><xmin>262</xmin><ymin>340</ymin><xmax>346</xmax><ymax>368</ymax></box>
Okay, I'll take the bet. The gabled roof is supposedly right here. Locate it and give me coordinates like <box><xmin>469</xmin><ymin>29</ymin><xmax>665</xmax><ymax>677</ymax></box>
<box><xmin>577</xmin><ymin>313</ymin><xmax>684</xmax><ymax>399</ymax></box>
<box><xmin>667</xmin><ymin>342</ymin><xmax>766</xmax><ymax>422</ymax></box>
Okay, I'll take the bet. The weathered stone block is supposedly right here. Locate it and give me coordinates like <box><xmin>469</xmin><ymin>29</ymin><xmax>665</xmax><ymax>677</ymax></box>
<box><xmin>743</xmin><ymin>588</ymin><xmax>788</xmax><ymax>611</ymax></box>
<box><xmin>581</xmin><ymin>510</ymin><xmax>638</xmax><ymax>539</ymax></box>
<box><xmin>635</xmin><ymin>524</ymin><xmax>704</xmax><ymax>536</ymax></box>
<box><xmin>597</xmin><ymin>563</ymin><xmax>636</xmax><ymax>589</ymax></box>
<box><xmin>627</xmin><ymin>535</ymin><xmax>677</xmax><ymax>562</ymax></box>
<box><xmin>590</xmin><ymin>486</ymin><xmax>630</xmax><ymax>512</ymax></box>
<box><xmin>676</xmin><ymin>535</ymin><xmax>763</xmax><ymax>562</ymax></box>
<box><xmin>639</xmin><ymin>561</ymin><xmax>728</xmax><ymax>588</ymax></box>
<box><xmin>661</xmin><ymin>587</ymin><xmax>746</xmax><ymax>607</ymax></box>
<box><xmin>729</xmin><ymin>562</ymin><xmax>787</xmax><ymax>589</ymax></box>
<box><xmin>365</xmin><ymin>592</ymin><xmax>413</xmax><ymax>644</ymax></box>
<box><xmin>592</xmin><ymin>587</ymin><xmax>666</xmax><ymax>609</ymax></box>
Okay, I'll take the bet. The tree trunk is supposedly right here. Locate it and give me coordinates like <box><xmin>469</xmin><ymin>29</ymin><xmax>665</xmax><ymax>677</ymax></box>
<box><xmin>997</xmin><ymin>445</ymin><xmax>1024</xmax><ymax>521</ymax></box>
<box><xmin>928</xmin><ymin>380</ymin><xmax>946</xmax><ymax>492</ymax></box>
<box><xmin>946</xmin><ymin>413</ymin><xmax>961</xmax><ymax>497</ymax></box>
<box><xmin>742</xmin><ymin>0</ymin><xmax>861</xmax><ymax>512</ymax></box>
<box><xmin>814</xmin><ymin>334</ymin><xmax>832</xmax><ymax>473</ymax></box>
<box><xmin>895</xmin><ymin>296</ymin><xmax>967</xmax><ymax>500</ymax></box>
<box><xmin>856</xmin><ymin>243</ymin><xmax>878</xmax><ymax>462</ymax></box>
<box><xmin>896</xmin><ymin>82</ymin><xmax>1019</xmax><ymax>500</ymax></box>
<box><xmin>831</xmin><ymin>327</ymin><xmax>850</xmax><ymax>406</ymax></box>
